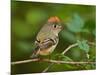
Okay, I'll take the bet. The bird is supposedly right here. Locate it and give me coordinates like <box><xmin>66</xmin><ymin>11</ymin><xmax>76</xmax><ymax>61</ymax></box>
<box><xmin>30</xmin><ymin>16</ymin><xmax>63</xmax><ymax>58</ymax></box>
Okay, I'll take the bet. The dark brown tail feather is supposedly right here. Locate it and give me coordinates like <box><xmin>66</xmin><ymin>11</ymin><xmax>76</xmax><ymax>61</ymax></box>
<box><xmin>30</xmin><ymin>46</ymin><xmax>39</xmax><ymax>58</ymax></box>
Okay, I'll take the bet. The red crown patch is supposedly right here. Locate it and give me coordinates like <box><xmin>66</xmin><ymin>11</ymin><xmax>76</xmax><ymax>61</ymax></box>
<box><xmin>48</xmin><ymin>16</ymin><xmax>60</xmax><ymax>23</ymax></box>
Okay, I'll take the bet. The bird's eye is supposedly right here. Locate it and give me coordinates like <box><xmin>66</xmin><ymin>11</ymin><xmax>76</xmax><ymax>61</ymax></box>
<box><xmin>53</xmin><ymin>24</ymin><xmax>57</xmax><ymax>28</ymax></box>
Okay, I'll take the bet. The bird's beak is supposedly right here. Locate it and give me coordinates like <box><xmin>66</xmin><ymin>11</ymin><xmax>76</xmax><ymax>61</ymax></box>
<box><xmin>59</xmin><ymin>25</ymin><xmax>63</xmax><ymax>30</ymax></box>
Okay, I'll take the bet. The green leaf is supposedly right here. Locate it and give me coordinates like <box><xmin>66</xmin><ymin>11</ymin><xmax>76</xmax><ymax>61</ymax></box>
<box><xmin>67</xmin><ymin>13</ymin><xmax>84</xmax><ymax>32</ymax></box>
<box><xmin>53</xmin><ymin>54</ymin><xmax>73</xmax><ymax>61</ymax></box>
<box><xmin>85</xmin><ymin>64</ymin><xmax>96</xmax><ymax>70</ymax></box>
<box><xmin>77</xmin><ymin>40</ymin><xmax>90</xmax><ymax>53</ymax></box>
<box><xmin>59</xmin><ymin>54</ymin><xmax>73</xmax><ymax>61</ymax></box>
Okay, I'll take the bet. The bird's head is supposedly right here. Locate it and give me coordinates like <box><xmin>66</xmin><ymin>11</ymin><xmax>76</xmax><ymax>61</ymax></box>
<box><xmin>47</xmin><ymin>16</ymin><xmax>63</xmax><ymax>35</ymax></box>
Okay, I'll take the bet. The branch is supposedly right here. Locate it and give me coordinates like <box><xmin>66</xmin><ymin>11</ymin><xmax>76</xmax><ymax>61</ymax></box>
<box><xmin>11</xmin><ymin>58</ymin><xmax>95</xmax><ymax>65</ymax></box>
<box><xmin>62</xmin><ymin>43</ymin><xmax>78</xmax><ymax>55</ymax></box>
<box><xmin>62</xmin><ymin>42</ymin><xmax>95</xmax><ymax>55</ymax></box>
<box><xmin>42</xmin><ymin>63</ymin><xmax>54</xmax><ymax>73</ymax></box>
<box><xmin>11</xmin><ymin>58</ymin><xmax>39</xmax><ymax>65</ymax></box>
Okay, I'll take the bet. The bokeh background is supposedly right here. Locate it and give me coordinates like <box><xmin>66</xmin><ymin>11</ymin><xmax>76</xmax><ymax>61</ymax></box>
<box><xmin>11</xmin><ymin>0</ymin><xmax>96</xmax><ymax>74</ymax></box>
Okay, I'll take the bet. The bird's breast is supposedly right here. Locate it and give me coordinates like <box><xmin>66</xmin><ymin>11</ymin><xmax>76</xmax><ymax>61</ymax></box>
<box><xmin>38</xmin><ymin>44</ymin><xmax>57</xmax><ymax>55</ymax></box>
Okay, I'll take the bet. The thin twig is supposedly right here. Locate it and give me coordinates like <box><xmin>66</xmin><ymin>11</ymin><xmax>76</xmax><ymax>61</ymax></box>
<box><xmin>88</xmin><ymin>42</ymin><xmax>96</xmax><ymax>46</ymax></box>
<box><xmin>11</xmin><ymin>58</ymin><xmax>39</xmax><ymax>65</ymax></box>
<box><xmin>62</xmin><ymin>43</ymin><xmax>78</xmax><ymax>55</ymax></box>
<box><xmin>42</xmin><ymin>63</ymin><xmax>54</xmax><ymax>73</ymax></box>
<box><xmin>62</xmin><ymin>42</ymin><xmax>95</xmax><ymax>55</ymax></box>
<box><xmin>11</xmin><ymin>58</ymin><xmax>95</xmax><ymax>65</ymax></box>
<box><xmin>47</xmin><ymin>60</ymin><xmax>95</xmax><ymax>64</ymax></box>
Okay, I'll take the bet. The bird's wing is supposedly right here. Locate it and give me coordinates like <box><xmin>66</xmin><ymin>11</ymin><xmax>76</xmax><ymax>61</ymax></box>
<box><xmin>39</xmin><ymin>38</ymin><xmax>55</xmax><ymax>50</ymax></box>
<box><xmin>30</xmin><ymin>37</ymin><xmax>58</xmax><ymax>58</ymax></box>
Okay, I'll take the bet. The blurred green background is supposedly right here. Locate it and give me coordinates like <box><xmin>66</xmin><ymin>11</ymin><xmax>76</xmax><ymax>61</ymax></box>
<box><xmin>11</xmin><ymin>1</ymin><xmax>96</xmax><ymax>74</ymax></box>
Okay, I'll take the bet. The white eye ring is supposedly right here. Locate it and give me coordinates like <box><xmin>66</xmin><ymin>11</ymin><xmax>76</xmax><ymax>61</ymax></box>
<box><xmin>53</xmin><ymin>24</ymin><xmax>57</xmax><ymax>28</ymax></box>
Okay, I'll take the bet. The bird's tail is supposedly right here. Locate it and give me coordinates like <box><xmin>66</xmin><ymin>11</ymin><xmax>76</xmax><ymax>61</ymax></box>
<box><xmin>30</xmin><ymin>52</ymin><xmax>38</xmax><ymax>58</ymax></box>
<box><xmin>30</xmin><ymin>46</ymin><xmax>40</xmax><ymax>58</ymax></box>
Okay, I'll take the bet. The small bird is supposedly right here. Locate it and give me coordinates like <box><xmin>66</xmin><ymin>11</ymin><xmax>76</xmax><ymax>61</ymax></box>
<box><xmin>30</xmin><ymin>16</ymin><xmax>63</xmax><ymax>58</ymax></box>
